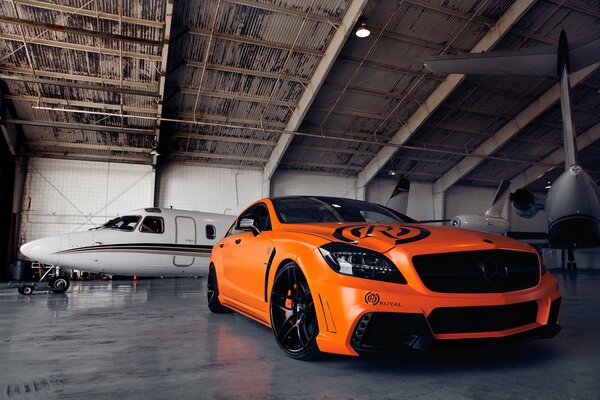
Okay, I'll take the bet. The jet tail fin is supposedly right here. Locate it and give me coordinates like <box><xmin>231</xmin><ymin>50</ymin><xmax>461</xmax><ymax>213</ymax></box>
<box><xmin>485</xmin><ymin>180</ymin><xmax>510</xmax><ymax>218</ymax></box>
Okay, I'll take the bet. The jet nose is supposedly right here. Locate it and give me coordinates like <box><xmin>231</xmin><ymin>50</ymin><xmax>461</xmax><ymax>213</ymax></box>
<box><xmin>20</xmin><ymin>237</ymin><xmax>61</xmax><ymax>265</ymax></box>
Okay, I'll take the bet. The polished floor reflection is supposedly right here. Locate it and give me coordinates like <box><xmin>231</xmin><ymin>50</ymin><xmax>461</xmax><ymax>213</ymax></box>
<box><xmin>1</xmin><ymin>272</ymin><xmax>599</xmax><ymax>399</ymax></box>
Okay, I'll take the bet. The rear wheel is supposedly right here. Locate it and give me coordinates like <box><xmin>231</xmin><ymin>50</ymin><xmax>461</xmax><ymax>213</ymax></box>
<box><xmin>207</xmin><ymin>266</ymin><xmax>231</xmax><ymax>313</ymax></box>
<box><xmin>270</xmin><ymin>262</ymin><xmax>321</xmax><ymax>360</ymax></box>
<box><xmin>18</xmin><ymin>284</ymin><xmax>34</xmax><ymax>295</ymax></box>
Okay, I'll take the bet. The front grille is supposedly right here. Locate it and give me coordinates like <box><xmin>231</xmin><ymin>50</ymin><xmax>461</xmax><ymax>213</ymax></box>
<box><xmin>428</xmin><ymin>301</ymin><xmax>539</xmax><ymax>334</ymax></box>
<box><xmin>412</xmin><ymin>250</ymin><xmax>540</xmax><ymax>293</ymax></box>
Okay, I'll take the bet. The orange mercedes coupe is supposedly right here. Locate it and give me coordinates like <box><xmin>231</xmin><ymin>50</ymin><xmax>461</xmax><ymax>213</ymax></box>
<box><xmin>208</xmin><ymin>196</ymin><xmax>561</xmax><ymax>360</ymax></box>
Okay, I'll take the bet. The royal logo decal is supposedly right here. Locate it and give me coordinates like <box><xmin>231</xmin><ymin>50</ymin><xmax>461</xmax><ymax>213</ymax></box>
<box><xmin>364</xmin><ymin>292</ymin><xmax>380</xmax><ymax>305</ymax></box>
<box><xmin>333</xmin><ymin>224</ymin><xmax>430</xmax><ymax>246</ymax></box>
<box><xmin>364</xmin><ymin>291</ymin><xmax>402</xmax><ymax>307</ymax></box>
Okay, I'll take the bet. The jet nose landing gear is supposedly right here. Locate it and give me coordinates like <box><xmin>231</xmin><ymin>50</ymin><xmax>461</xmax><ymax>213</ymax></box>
<box><xmin>11</xmin><ymin>265</ymin><xmax>71</xmax><ymax>295</ymax></box>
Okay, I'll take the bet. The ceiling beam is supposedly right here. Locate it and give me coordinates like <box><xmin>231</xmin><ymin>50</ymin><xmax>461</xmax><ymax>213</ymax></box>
<box><xmin>356</xmin><ymin>0</ymin><xmax>538</xmax><ymax>190</ymax></box>
<box><xmin>323</xmin><ymin>81</ymin><xmax>422</xmax><ymax>104</ymax></box>
<box><xmin>185</xmin><ymin>60</ymin><xmax>310</xmax><ymax>84</ymax></box>
<box><xmin>27</xmin><ymin>151</ymin><xmax>151</xmax><ymax>164</ymax></box>
<box><xmin>281</xmin><ymin>160</ymin><xmax>363</xmax><ymax>171</ymax></box>
<box><xmin>0</xmin><ymin>67</ymin><xmax>159</xmax><ymax>91</ymax></box>
<box><xmin>0</xmin><ymin>72</ymin><xmax>160</xmax><ymax>97</ymax></box>
<box><xmin>404</xmin><ymin>0</ymin><xmax>555</xmax><ymax>45</ymax></box>
<box><xmin>13</xmin><ymin>0</ymin><xmax>165</xmax><ymax>28</ymax></box>
<box><xmin>369</xmin><ymin>26</ymin><xmax>463</xmax><ymax>52</ymax></box>
<box><xmin>311</xmin><ymin>104</ymin><xmax>407</xmax><ymax>124</ymax></box>
<box><xmin>261</xmin><ymin>0</ymin><xmax>369</xmax><ymax>192</ymax></box>
<box><xmin>433</xmin><ymin>63</ymin><xmax>599</xmax><ymax>194</ymax></box>
<box><xmin>175</xmin><ymin>112</ymin><xmax>287</xmax><ymax>129</ymax></box>
<box><xmin>339</xmin><ymin>55</ymin><xmax>443</xmax><ymax>81</ymax></box>
<box><xmin>154</xmin><ymin>0</ymin><xmax>173</xmax><ymax>160</ymax></box>
<box><xmin>188</xmin><ymin>28</ymin><xmax>324</xmax><ymax>56</ymax></box>
<box><xmin>548</xmin><ymin>0</ymin><xmax>600</xmax><ymax>18</ymax></box>
<box><xmin>0</xmin><ymin>15</ymin><xmax>162</xmax><ymax>46</ymax></box>
<box><xmin>29</xmin><ymin>141</ymin><xmax>150</xmax><ymax>153</ymax></box>
<box><xmin>6</xmin><ymin>94</ymin><xmax>157</xmax><ymax>114</ymax></box>
<box><xmin>427</xmin><ymin>121</ymin><xmax>557</xmax><ymax>146</ymax></box>
<box><xmin>178</xmin><ymin>86</ymin><xmax>298</xmax><ymax>108</ymax></box>
<box><xmin>294</xmin><ymin>144</ymin><xmax>372</xmax><ymax>156</ymax></box>
<box><xmin>225</xmin><ymin>0</ymin><xmax>343</xmax><ymax>25</ymax></box>
<box><xmin>0</xmin><ymin>33</ymin><xmax>163</xmax><ymax>61</ymax></box>
<box><xmin>7</xmin><ymin>119</ymin><xmax>154</xmax><ymax>135</ymax></box>
<box><xmin>170</xmin><ymin>150</ymin><xmax>268</xmax><ymax>163</ymax></box>
<box><xmin>172</xmin><ymin>133</ymin><xmax>276</xmax><ymax>146</ymax></box>
<box><xmin>509</xmin><ymin>122</ymin><xmax>600</xmax><ymax>190</ymax></box>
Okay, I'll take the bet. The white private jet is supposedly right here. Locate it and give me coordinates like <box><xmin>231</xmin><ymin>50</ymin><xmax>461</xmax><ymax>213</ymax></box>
<box><xmin>448</xmin><ymin>180</ymin><xmax>511</xmax><ymax>235</ymax></box>
<box><xmin>420</xmin><ymin>180</ymin><xmax>511</xmax><ymax>235</ymax></box>
<box><xmin>18</xmin><ymin>207</ymin><xmax>234</xmax><ymax>294</ymax></box>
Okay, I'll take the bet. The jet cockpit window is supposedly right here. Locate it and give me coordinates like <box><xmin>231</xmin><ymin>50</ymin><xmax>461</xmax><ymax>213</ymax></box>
<box><xmin>102</xmin><ymin>215</ymin><xmax>141</xmax><ymax>231</ymax></box>
<box><xmin>140</xmin><ymin>216</ymin><xmax>164</xmax><ymax>234</ymax></box>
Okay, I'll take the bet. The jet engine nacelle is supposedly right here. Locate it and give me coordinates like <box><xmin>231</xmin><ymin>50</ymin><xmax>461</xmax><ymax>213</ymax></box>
<box><xmin>510</xmin><ymin>188</ymin><xmax>539</xmax><ymax>219</ymax></box>
<box><xmin>450</xmin><ymin>214</ymin><xmax>510</xmax><ymax>235</ymax></box>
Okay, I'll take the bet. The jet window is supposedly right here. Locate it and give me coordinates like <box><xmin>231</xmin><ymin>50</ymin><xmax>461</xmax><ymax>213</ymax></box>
<box><xmin>102</xmin><ymin>215</ymin><xmax>141</xmax><ymax>231</ymax></box>
<box><xmin>206</xmin><ymin>224</ymin><xmax>216</xmax><ymax>240</ymax></box>
<box><xmin>140</xmin><ymin>216</ymin><xmax>164</xmax><ymax>234</ymax></box>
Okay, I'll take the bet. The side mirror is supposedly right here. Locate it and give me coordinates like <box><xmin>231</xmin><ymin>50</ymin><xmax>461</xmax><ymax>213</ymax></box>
<box><xmin>237</xmin><ymin>216</ymin><xmax>259</xmax><ymax>236</ymax></box>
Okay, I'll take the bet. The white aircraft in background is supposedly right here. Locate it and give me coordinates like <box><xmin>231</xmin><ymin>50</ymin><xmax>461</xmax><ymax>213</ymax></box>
<box><xmin>18</xmin><ymin>207</ymin><xmax>234</xmax><ymax>294</ymax></box>
<box><xmin>448</xmin><ymin>179</ymin><xmax>511</xmax><ymax>235</ymax></box>
<box><xmin>425</xmin><ymin>30</ymin><xmax>600</xmax><ymax>269</ymax></box>
<box><xmin>419</xmin><ymin>179</ymin><xmax>511</xmax><ymax>235</ymax></box>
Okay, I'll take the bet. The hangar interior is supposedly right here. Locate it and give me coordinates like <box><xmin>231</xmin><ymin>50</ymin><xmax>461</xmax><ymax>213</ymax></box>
<box><xmin>1</xmin><ymin>0</ymin><xmax>599</xmax><ymax>273</ymax></box>
<box><xmin>1</xmin><ymin>0</ymin><xmax>600</xmax><ymax>398</ymax></box>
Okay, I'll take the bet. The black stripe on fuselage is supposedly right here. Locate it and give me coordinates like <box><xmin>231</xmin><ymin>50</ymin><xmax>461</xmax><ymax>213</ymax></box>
<box><xmin>55</xmin><ymin>243</ymin><xmax>213</xmax><ymax>256</ymax></box>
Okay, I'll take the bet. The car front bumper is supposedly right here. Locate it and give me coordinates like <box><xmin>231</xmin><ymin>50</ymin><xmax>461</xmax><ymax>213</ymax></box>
<box><xmin>310</xmin><ymin>270</ymin><xmax>562</xmax><ymax>356</ymax></box>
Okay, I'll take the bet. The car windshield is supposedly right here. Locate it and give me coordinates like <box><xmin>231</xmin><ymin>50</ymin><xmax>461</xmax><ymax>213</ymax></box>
<box><xmin>272</xmin><ymin>197</ymin><xmax>418</xmax><ymax>224</ymax></box>
<box><xmin>101</xmin><ymin>215</ymin><xmax>141</xmax><ymax>231</ymax></box>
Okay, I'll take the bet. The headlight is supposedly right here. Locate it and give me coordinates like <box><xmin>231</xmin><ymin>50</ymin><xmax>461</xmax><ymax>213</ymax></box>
<box><xmin>318</xmin><ymin>243</ymin><xmax>407</xmax><ymax>284</ymax></box>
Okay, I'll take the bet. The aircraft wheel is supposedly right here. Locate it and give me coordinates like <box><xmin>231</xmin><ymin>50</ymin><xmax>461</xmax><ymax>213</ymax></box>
<box><xmin>18</xmin><ymin>285</ymin><xmax>34</xmax><ymax>295</ymax></box>
<box><xmin>207</xmin><ymin>266</ymin><xmax>231</xmax><ymax>313</ymax></box>
<box><xmin>49</xmin><ymin>277</ymin><xmax>70</xmax><ymax>293</ymax></box>
<box><xmin>270</xmin><ymin>262</ymin><xmax>321</xmax><ymax>361</ymax></box>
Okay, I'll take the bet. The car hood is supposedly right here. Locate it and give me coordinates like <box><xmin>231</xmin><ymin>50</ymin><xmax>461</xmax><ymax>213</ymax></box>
<box><xmin>277</xmin><ymin>222</ymin><xmax>531</xmax><ymax>254</ymax></box>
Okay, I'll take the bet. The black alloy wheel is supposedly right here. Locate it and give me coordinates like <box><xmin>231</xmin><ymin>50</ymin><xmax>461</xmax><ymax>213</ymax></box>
<box><xmin>207</xmin><ymin>266</ymin><xmax>231</xmax><ymax>313</ymax></box>
<box><xmin>270</xmin><ymin>262</ymin><xmax>321</xmax><ymax>360</ymax></box>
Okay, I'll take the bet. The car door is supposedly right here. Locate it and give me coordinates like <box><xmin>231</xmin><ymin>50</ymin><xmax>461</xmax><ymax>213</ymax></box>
<box><xmin>219</xmin><ymin>203</ymin><xmax>274</xmax><ymax>314</ymax></box>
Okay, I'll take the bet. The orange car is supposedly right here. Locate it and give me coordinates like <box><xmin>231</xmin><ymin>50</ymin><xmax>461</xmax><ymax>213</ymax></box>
<box><xmin>208</xmin><ymin>196</ymin><xmax>561</xmax><ymax>360</ymax></box>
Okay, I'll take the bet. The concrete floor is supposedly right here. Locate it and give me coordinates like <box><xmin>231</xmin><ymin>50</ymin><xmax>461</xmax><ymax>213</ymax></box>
<box><xmin>1</xmin><ymin>272</ymin><xmax>598</xmax><ymax>400</ymax></box>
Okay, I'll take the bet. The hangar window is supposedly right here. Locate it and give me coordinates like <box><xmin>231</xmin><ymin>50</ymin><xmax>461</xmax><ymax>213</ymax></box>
<box><xmin>140</xmin><ymin>216</ymin><xmax>164</xmax><ymax>234</ymax></box>
<box><xmin>102</xmin><ymin>215</ymin><xmax>141</xmax><ymax>231</ymax></box>
<box><xmin>206</xmin><ymin>224</ymin><xmax>216</xmax><ymax>240</ymax></box>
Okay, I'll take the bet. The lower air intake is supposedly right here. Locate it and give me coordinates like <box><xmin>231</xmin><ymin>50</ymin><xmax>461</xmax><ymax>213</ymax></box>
<box><xmin>428</xmin><ymin>301</ymin><xmax>538</xmax><ymax>334</ymax></box>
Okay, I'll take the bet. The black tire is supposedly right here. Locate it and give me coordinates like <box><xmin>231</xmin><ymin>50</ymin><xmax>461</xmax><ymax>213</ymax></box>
<box><xmin>270</xmin><ymin>262</ymin><xmax>321</xmax><ymax>360</ymax></box>
<box><xmin>18</xmin><ymin>285</ymin><xmax>34</xmax><ymax>295</ymax></box>
<box><xmin>207</xmin><ymin>266</ymin><xmax>231</xmax><ymax>313</ymax></box>
<box><xmin>49</xmin><ymin>277</ymin><xmax>70</xmax><ymax>293</ymax></box>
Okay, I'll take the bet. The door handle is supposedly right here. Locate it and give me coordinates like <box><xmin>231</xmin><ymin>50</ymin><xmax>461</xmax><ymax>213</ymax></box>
<box><xmin>235</xmin><ymin>238</ymin><xmax>241</xmax><ymax>244</ymax></box>
<box><xmin>219</xmin><ymin>243</ymin><xmax>224</xmax><ymax>248</ymax></box>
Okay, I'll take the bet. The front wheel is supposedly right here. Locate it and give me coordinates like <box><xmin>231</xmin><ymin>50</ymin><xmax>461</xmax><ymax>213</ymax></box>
<box><xmin>50</xmin><ymin>277</ymin><xmax>70</xmax><ymax>293</ymax></box>
<box><xmin>207</xmin><ymin>266</ymin><xmax>231</xmax><ymax>313</ymax></box>
<box><xmin>270</xmin><ymin>262</ymin><xmax>321</xmax><ymax>360</ymax></box>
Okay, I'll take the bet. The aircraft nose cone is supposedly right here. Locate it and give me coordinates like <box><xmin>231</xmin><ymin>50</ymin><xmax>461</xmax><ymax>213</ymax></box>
<box><xmin>20</xmin><ymin>237</ymin><xmax>61</xmax><ymax>265</ymax></box>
